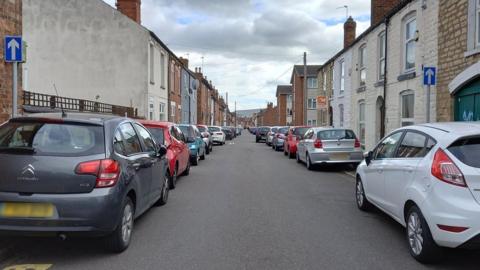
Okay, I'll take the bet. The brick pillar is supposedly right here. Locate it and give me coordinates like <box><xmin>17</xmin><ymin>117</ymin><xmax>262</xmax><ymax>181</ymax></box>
<box><xmin>344</xmin><ymin>16</ymin><xmax>356</xmax><ymax>49</ymax></box>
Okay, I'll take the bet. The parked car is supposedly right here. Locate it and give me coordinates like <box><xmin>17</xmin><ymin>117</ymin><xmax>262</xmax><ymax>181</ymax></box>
<box><xmin>283</xmin><ymin>126</ymin><xmax>310</xmax><ymax>158</ymax></box>
<box><xmin>208</xmin><ymin>126</ymin><xmax>225</xmax><ymax>145</ymax></box>
<box><xmin>272</xmin><ymin>126</ymin><xmax>289</xmax><ymax>151</ymax></box>
<box><xmin>255</xmin><ymin>126</ymin><xmax>271</xmax><ymax>143</ymax></box>
<box><xmin>178</xmin><ymin>124</ymin><xmax>206</xmax><ymax>165</ymax></box>
<box><xmin>296</xmin><ymin>128</ymin><xmax>363</xmax><ymax>170</ymax></box>
<box><xmin>249</xmin><ymin>127</ymin><xmax>257</xmax><ymax>135</ymax></box>
<box><xmin>0</xmin><ymin>113</ymin><xmax>169</xmax><ymax>252</ymax></box>
<box><xmin>222</xmin><ymin>127</ymin><xmax>234</xmax><ymax>140</ymax></box>
<box><xmin>235</xmin><ymin>127</ymin><xmax>242</xmax><ymax>136</ymax></box>
<box><xmin>197</xmin><ymin>124</ymin><xmax>213</xmax><ymax>154</ymax></box>
<box><xmin>356</xmin><ymin>122</ymin><xmax>480</xmax><ymax>263</ymax></box>
<box><xmin>266</xmin><ymin>126</ymin><xmax>280</xmax><ymax>146</ymax></box>
<box><xmin>139</xmin><ymin>120</ymin><xmax>190</xmax><ymax>189</ymax></box>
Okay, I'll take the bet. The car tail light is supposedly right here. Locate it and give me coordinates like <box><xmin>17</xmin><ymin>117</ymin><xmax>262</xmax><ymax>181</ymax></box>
<box><xmin>314</xmin><ymin>139</ymin><xmax>323</xmax><ymax>149</ymax></box>
<box><xmin>431</xmin><ymin>149</ymin><xmax>466</xmax><ymax>187</ymax></box>
<box><xmin>75</xmin><ymin>159</ymin><xmax>120</xmax><ymax>188</ymax></box>
<box><xmin>354</xmin><ymin>138</ymin><xmax>361</xmax><ymax>148</ymax></box>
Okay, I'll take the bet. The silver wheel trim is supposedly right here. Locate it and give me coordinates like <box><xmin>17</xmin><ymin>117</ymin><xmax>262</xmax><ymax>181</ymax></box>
<box><xmin>407</xmin><ymin>212</ymin><xmax>424</xmax><ymax>256</ymax></box>
<box><xmin>356</xmin><ymin>181</ymin><xmax>364</xmax><ymax>206</ymax></box>
<box><xmin>162</xmin><ymin>175</ymin><xmax>169</xmax><ymax>201</ymax></box>
<box><xmin>307</xmin><ymin>155</ymin><xmax>311</xmax><ymax>168</ymax></box>
<box><xmin>121</xmin><ymin>204</ymin><xmax>133</xmax><ymax>244</ymax></box>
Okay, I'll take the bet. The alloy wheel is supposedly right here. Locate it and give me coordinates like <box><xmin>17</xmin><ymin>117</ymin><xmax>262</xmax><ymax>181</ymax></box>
<box><xmin>121</xmin><ymin>203</ymin><xmax>133</xmax><ymax>244</ymax></box>
<box><xmin>407</xmin><ymin>212</ymin><xmax>424</xmax><ymax>256</ymax></box>
<box><xmin>162</xmin><ymin>173</ymin><xmax>169</xmax><ymax>203</ymax></box>
<box><xmin>356</xmin><ymin>180</ymin><xmax>364</xmax><ymax>207</ymax></box>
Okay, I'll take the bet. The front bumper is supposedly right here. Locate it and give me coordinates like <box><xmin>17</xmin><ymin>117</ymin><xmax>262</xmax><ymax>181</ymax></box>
<box><xmin>0</xmin><ymin>188</ymin><xmax>122</xmax><ymax>235</ymax></box>
<box><xmin>309</xmin><ymin>151</ymin><xmax>363</xmax><ymax>164</ymax></box>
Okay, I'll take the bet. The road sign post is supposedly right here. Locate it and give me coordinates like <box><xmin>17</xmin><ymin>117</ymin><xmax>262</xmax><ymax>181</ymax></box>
<box><xmin>4</xmin><ymin>36</ymin><xmax>23</xmax><ymax>118</ymax></box>
<box><xmin>423</xmin><ymin>67</ymin><xmax>436</xmax><ymax>123</ymax></box>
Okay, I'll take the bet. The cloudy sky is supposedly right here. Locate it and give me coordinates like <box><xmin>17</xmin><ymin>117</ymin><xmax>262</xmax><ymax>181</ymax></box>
<box><xmin>104</xmin><ymin>0</ymin><xmax>371</xmax><ymax>110</ymax></box>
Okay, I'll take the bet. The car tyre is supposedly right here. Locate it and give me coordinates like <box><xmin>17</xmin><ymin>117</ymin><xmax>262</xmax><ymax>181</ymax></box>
<box><xmin>169</xmin><ymin>165</ymin><xmax>178</xmax><ymax>189</ymax></box>
<box><xmin>200</xmin><ymin>150</ymin><xmax>206</xmax><ymax>160</ymax></box>
<box><xmin>206</xmin><ymin>144</ymin><xmax>210</xmax><ymax>155</ymax></box>
<box><xmin>105</xmin><ymin>197</ymin><xmax>134</xmax><ymax>253</ymax></box>
<box><xmin>192</xmin><ymin>153</ymin><xmax>199</xmax><ymax>166</ymax></box>
<box><xmin>296</xmin><ymin>152</ymin><xmax>301</xmax><ymax>163</ymax></box>
<box><xmin>182</xmin><ymin>160</ymin><xmax>190</xmax><ymax>176</ymax></box>
<box><xmin>306</xmin><ymin>153</ymin><xmax>314</xmax><ymax>170</ymax></box>
<box><xmin>155</xmin><ymin>171</ymin><xmax>169</xmax><ymax>206</ymax></box>
<box><xmin>356</xmin><ymin>177</ymin><xmax>372</xmax><ymax>211</ymax></box>
<box><xmin>406</xmin><ymin>206</ymin><xmax>443</xmax><ymax>264</ymax></box>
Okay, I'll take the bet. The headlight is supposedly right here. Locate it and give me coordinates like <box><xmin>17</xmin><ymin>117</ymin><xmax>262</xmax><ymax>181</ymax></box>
<box><xmin>190</xmin><ymin>144</ymin><xmax>197</xmax><ymax>149</ymax></box>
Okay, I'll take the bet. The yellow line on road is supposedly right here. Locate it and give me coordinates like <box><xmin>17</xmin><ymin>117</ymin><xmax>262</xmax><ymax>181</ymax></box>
<box><xmin>3</xmin><ymin>264</ymin><xmax>52</xmax><ymax>270</ymax></box>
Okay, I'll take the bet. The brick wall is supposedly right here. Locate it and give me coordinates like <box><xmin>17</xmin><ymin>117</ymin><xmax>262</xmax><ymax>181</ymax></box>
<box><xmin>293</xmin><ymin>74</ymin><xmax>304</xmax><ymax>125</ymax></box>
<box><xmin>371</xmin><ymin>0</ymin><xmax>403</xmax><ymax>25</ymax></box>
<box><xmin>0</xmin><ymin>0</ymin><xmax>22</xmax><ymax>123</ymax></box>
<box><xmin>263</xmin><ymin>102</ymin><xmax>277</xmax><ymax>126</ymax></box>
<box><xmin>194</xmin><ymin>72</ymin><xmax>210</xmax><ymax>125</ymax></box>
<box><xmin>437</xmin><ymin>0</ymin><xmax>480</xmax><ymax>122</ymax></box>
<box><xmin>169</xmin><ymin>59</ymin><xmax>182</xmax><ymax>123</ymax></box>
<box><xmin>277</xmin><ymin>95</ymin><xmax>287</xmax><ymax>125</ymax></box>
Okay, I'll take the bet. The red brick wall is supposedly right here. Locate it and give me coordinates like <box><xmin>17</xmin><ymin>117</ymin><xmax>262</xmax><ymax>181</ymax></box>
<box><xmin>116</xmin><ymin>0</ymin><xmax>141</xmax><ymax>24</ymax></box>
<box><xmin>169</xmin><ymin>59</ymin><xmax>181</xmax><ymax>123</ymax></box>
<box><xmin>277</xmin><ymin>94</ymin><xmax>287</xmax><ymax>125</ymax></box>
<box><xmin>0</xmin><ymin>0</ymin><xmax>22</xmax><ymax>123</ymax></box>
<box><xmin>293</xmin><ymin>75</ymin><xmax>304</xmax><ymax>125</ymax></box>
<box><xmin>344</xmin><ymin>17</ymin><xmax>356</xmax><ymax>49</ymax></box>
<box><xmin>196</xmin><ymin>78</ymin><xmax>209</xmax><ymax>125</ymax></box>
<box><xmin>371</xmin><ymin>0</ymin><xmax>402</xmax><ymax>26</ymax></box>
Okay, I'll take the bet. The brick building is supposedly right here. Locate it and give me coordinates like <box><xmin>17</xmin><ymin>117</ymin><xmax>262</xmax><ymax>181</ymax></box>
<box><xmin>317</xmin><ymin>62</ymin><xmax>334</xmax><ymax>127</ymax></box>
<box><xmin>169</xmin><ymin>57</ymin><xmax>182</xmax><ymax>123</ymax></box>
<box><xmin>276</xmin><ymin>85</ymin><xmax>292</xmax><ymax>126</ymax></box>
<box><xmin>0</xmin><ymin>0</ymin><xmax>22</xmax><ymax>122</ymax></box>
<box><xmin>290</xmin><ymin>65</ymin><xmax>322</xmax><ymax>126</ymax></box>
<box><xmin>194</xmin><ymin>67</ymin><xmax>213</xmax><ymax>125</ymax></box>
<box><xmin>437</xmin><ymin>0</ymin><xmax>480</xmax><ymax>122</ymax></box>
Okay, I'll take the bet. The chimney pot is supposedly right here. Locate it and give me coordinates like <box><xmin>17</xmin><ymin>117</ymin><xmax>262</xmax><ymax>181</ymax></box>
<box><xmin>343</xmin><ymin>16</ymin><xmax>356</xmax><ymax>48</ymax></box>
<box><xmin>116</xmin><ymin>0</ymin><xmax>141</xmax><ymax>24</ymax></box>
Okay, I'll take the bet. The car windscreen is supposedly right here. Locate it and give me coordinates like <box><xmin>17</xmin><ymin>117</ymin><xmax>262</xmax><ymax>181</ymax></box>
<box><xmin>293</xmin><ymin>127</ymin><xmax>309</xmax><ymax>136</ymax></box>
<box><xmin>0</xmin><ymin>121</ymin><xmax>104</xmax><ymax>156</ymax></box>
<box><xmin>178</xmin><ymin>126</ymin><xmax>195</xmax><ymax>138</ymax></box>
<box><xmin>260</xmin><ymin>127</ymin><xmax>270</xmax><ymax>132</ymax></box>
<box><xmin>448</xmin><ymin>136</ymin><xmax>480</xmax><ymax>168</ymax></box>
<box><xmin>208</xmin><ymin>127</ymin><xmax>220</xmax><ymax>132</ymax></box>
<box><xmin>197</xmin><ymin>126</ymin><xmax>207</xmax><ymax>133</ymax></box>
<box><xmin>317</xmin><ymin>129</ymin><xmax>356</xmax><ymax>140</ymax></box>
<box><xmin>147</xmin><ymin>127</ymin><xmax>164</xmax><ymax>145</ymax></box>
<box><xmin>279</xmin><ymin>127</ymin><xmax>289</xmax><ymax>134</ymax></box>
<box><xmin>271</xmin><ymin>128</ymin><xmax>278</xmax><ymax>133</ymax></box>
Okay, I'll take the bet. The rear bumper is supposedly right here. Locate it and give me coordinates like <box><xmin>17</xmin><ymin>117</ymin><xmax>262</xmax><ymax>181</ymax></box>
<box><xmin>310</xmin><ymin>151</ymin><xmax>363</xmax><ymax>164</ymax></box>
<box><xmin>0</xmin><ymin>188</ymin><xmax>122</xmax><ymax>235</ymax></box>
<box><xmin>211</xmin><ymin>135</ymin><xmax>224</xmax><ymax>143</ymax></box>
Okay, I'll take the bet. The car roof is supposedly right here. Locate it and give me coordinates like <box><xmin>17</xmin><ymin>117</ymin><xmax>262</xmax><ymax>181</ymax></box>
<box><xmin>138</xmin><ymin>120</ymin><xmax>175</xmax><ymax>128</ymax></box>
<box><xmin>392</xmin><ymin>122</ymin><xmax>480</xmax><ymax>146</ymax></box>
<box><xmin>11</xmin><ymin>112</ymin><xmax>123</xmax><ymax>125</ymax></box>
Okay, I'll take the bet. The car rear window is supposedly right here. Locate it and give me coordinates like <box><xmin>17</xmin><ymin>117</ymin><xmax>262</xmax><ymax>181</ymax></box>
<box><xmin>448</xmin><ymin>136</ymin><xmax>480</xmax><ymax>168</ymax></box>
<box><xmin>178</xmin><ymin>126</ymin><xmax>195</xmax><ymax>138</ymax></box>
<box><xmin>208</xmin><ymin>127</ymin><xmax>220</xmax><ymax>132</ymax></box>
<box><xmin>0</xmin><ymin>121</ymin><xmax>104</xmax><ymax>156</ymax></box>
<box><xmin>271</xmin><ymin>128</ymin><xmax>278</xmax><ymax>133</ymax></box>
<box><xmin>147</xmin><ymin>127</ymin><xmax>165</xmax><ymax>145</ymax></box>
<box><xmin>279</xmin><ymin>127</ymin><xmax>289</xmax><ymax>134</ymax></box>
<box><xmin>317</xmin><ymin>129</ymin><xmax>356</xmax><ymax>140</ymax></box>
<box><xmin>197</xmin><ymin>126</ymin><xmax>207</xmax><ymax>133</ymax></box>
<box><xmin>294</xmin><ymin>127</ymin><xmax>309</xmax><ymax>136</ymax></box>
<box><xmin>260</xmin><ymin>127</ymin><xmax>270</xmax><ymax>132</ymax></box>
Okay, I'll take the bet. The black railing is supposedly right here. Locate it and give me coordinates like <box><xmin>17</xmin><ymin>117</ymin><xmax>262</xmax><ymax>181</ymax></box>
<box><xmin>22</xmin><ymin>91</ymin><xmax>136</xmax><ymax>117</ymax></box>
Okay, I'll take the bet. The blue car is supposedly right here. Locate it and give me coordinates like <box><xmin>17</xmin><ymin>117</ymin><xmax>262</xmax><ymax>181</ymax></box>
<box><xmin>178</xmin><ymin>124</ymin><xmax>206</xmax><ymax>166</ymax></box>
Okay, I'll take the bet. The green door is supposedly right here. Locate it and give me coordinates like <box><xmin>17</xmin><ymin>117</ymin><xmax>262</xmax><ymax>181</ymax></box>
<box><xmin>455</xmin><ymin>79</ymin><xmax>480</xmax><ymax>121</ymax></box>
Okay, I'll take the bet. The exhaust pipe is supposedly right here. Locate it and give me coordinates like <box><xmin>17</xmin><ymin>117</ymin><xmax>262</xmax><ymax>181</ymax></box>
<box><xmin>58</xmin><ymin>233</ymin><xmax>67</xmax><ymax>241</ymax></box>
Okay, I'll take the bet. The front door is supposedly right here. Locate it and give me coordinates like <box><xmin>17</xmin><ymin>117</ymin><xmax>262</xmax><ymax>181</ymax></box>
<box><xmin>455</xmin><ymin>79</ymin><xmax>480</xmax><ymax>121</ymax></box>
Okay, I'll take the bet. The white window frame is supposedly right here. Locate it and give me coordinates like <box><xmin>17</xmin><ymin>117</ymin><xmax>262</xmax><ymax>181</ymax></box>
<box><xmin>149</xmin><ymin>43</ymin><xmax>155</xmax><ymax>84</ymax></box>
<box><xmin>160</xmin><ymin>53</ymin><xmax>166</xmax><ymax>89</ymax></box>
<box><xmin>149</xmin><ymin>101</ymin><xmax>154</xmax><ymax>120</ymax></box>
<box><xmin>340</xmin><ymin>60</ymin><xmax>345</xmax><ymax>95</ymax></box>
<box><xmin>378</xmin><ymin>31</ymin><xmax>386</xmax><ymax>81</ymax></box>
<box><xmin>159</xmin><ymin>102</ymin><xmax>166</xmax><ymax>121</ymax></box>
<box><xmin>331</xmin><ymin>68</ymin><xmax>335</xmax><ymax>97</ymax></box>
<box><xmin>400</xmin><ymin>90</ymin><xmax>415</xmax><ymax>127</ymax></box>
<box><xmin>358</xmin><ymin>100</ymin><xmax>365</xmax><ymax>144</ymax></box>
<box><xmin>403</xmin><ymin>15</ymin><xmax>417</xmax><ymax>72</ymax></box>
<box><xmin>307</xmin><ymin>77</ymin><xmax>318</xmax><ymax>89</ymax></box>
<box><xmin>359</xmin><ymin>45</ymin><xmax>367</xmax><ymax>86</ymax></box>
<box><xmin>307</xmin><ymin>98</ymin><xmax>317</xmax><ymax>110</ymax></box>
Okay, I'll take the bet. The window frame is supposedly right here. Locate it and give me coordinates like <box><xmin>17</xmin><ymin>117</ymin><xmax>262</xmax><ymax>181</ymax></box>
<box><xmin>149</xmin><ymin>43</ymin><xmax>155</xmax><ymax>84</ymax></box>
<box><xmin>339</xmin><ymin>60</ymin><xmax>345</xmax><ymax>95</ymax></box>
<box><xmin>476</xmin><ymin>0</ymin><xmax>480</xmax><ymax>48</ymax></box>
<box><xmin>373</xmin><ymin>131</ymin><xmax>405</xmax><ymax>160</ymax></box>
<box><xmin>358</xmin><ymin>100</ymin><xmax>366</xmax><ymax>145</ymax></box>
<box><xmin>307</xmin><ymin>77</ymin><xmax>318</xmax><ymax>89</ymax></box>
<box><xmin>134</xmin><ymin>123</ymin><xmax>157</xmax><ymax>154</ymax></box>
<box><xmin>307</xmin><ymin>98</ymin><xmax>317</xmax><ymax>110</ymax></box>
<box><xmin>160</xmin><ymin>53</ymin><xmax>166</xmax><ymax>89</ymax></box>
<box><xmin>378</xmin><ymin>31</ymin><xmax>386</xmax><ymax>81</ymax></box>
<box><xmin>400</xmin><ymin>90</ymin><xmax>415</xmax><ymax>127</ymax></box>
<box><xmin>117</xmin><ymin>123</ymin><xmax>143</xmax><ymax>157</ymax></box>
<box><xmin>403</xmin><ymin>15</ymin><xmax>417</xmax><ymax>72</ymax></box>
<box><xmin>359</xmin><ymin>44</ymin><xmax>367</xmax><ymax>86</ymax></box>
<box><xmin>394</xmin><ymin>130</ymin><xmax>436</xmax><ymax>159</ymax></box>
<box><xmin>159</xmin><ymin>102</ymin><xmax>166</xmax><ymax>121</ymax></box>
<box><xmin>322</xmin><ymin>72</ymin><xmax>327</xmax><ymax>92</ymax></box>
<box><xmin>170</xmin><ymin>102</ymin><xmax>176</xmax><ymax>117</ymax></box>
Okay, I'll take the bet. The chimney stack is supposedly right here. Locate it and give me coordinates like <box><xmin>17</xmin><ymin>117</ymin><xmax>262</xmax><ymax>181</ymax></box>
<box><xmin>371</xmin><ymin>0</ymin><xmax>402</xmax><ymax>25</ymax></box>
<box><xmin>343</xmin><ymin>16</ymin><xmax>356</xmax><ymax>48</ymax></box>
<box><xmin>179</xmin><ymin>57</ymin><xmax>189</xmax><ymax>68</ymax></box>
<box><xmin>116</xmin><ymin>0</ymin><xmax>141</xmax><ymax>24</ymax></box>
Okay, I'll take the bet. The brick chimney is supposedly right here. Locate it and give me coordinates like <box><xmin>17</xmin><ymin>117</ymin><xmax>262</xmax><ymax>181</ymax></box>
<box><xmin>179</xmin><ymin>57</ymin><xmax>189</xmax><ymax>68</ymax></box>
<box><xmin>371</xmin><ymin>0</ymin><xmax>402</xmax><ymax>25</ymax></box>
<box><xmin>343</xmin><ymin>16</ymin><xmax>356</xmax><ymax>48</ymax></box>
<box><xmin>116</xmin><ymin>0</ymin><xmax>141</xmax><ymax>24</ymax></box>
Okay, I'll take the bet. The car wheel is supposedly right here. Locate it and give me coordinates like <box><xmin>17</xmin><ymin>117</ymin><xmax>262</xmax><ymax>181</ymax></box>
<box><xmin>169</xmin><ymin>165</ymin><xmax>177</xmax><ymax>189</ymax></box>
<box><xmin>206</xmin><ymin>144</ymin><xmax>210</xmax><ymax>155</ymax></box>
<box><xmin>284</xmin><ymin>148</ymin><xmax>288</xmax><ymax>156</ymax></box>
<box><xmin>306</xmin><ymin>154</ymin><xmax>314</xmax><ymax>170</ymax></box>
<box><xmin>209</xmin><ymin>144</ymin><xmax>213</xmax><ymax>153</ymax></box>
<box><xmin>288</xmin><ymin>148</ymin><xmax>294</xmax><ymax>159</ymax></box>
<box><xmin>192</xmin><ymin>153</ymin><xmax>199</xmax><ymax>166</ymax></box>
<box><xmin>155</xmin><ymin>171</ymin><xmax>169</xmax><ymax>206</ymax></box>
<box><xmin>296</xmin><ymin>152</ymin><xmax>301</xmax><ymax>163</ymax></box>
<box><xmin>105</xmin><ymin>197</ymin><xmax>134</xmax><ymax>253</ymax></box>
<box><xmin>356</xmin><ymin>177</ymin><xmax>372</xmax><ymax>211</ymax></box>
<box><xmin>182</xmin><ymin>160</ymin><xmax>190</xmax><ymax>176</ymax></box>
<box><xmin>406</xmin><ymin>206</ymin><xmax>443</xmax><ymax>263</ymax></box>
<box><xmin>200</xmin><ymin>150</ymin><xmax>206</xmax><ymax>160</ymax></box>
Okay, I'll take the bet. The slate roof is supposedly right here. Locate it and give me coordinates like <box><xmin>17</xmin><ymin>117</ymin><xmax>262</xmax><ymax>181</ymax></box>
<box><xmin>276</xmin><ymin>85</ymin><xmax>292</xmax><ymax>97</ymax></box>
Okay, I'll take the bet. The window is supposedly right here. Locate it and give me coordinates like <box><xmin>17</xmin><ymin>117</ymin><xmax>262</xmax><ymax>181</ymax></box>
<box><xmin>149</xmin><ymin>102</ymin><xmax>154</xmax><ymax>120</ymax></box>
<box><xmin>149</xmin><ymin>44</ymin><xmax>155</xmax><ymax>84</ymax></box>
<box><xmin>340</xmin><ymin>60</ymin><xmax>345</xmax><ymax>94</ymax></box>
<box><xmin>160</xmin><ymin>53</ymin><xmax>166</xmax><ymax>88</ymax></box>
<box><xmin>135</xmin><ymin>124</ymin><xmax>156</xmax><ymax>153</ymax></box>
<box><xmin>374</xmin><ymin>132</ymin><xmax>403</xmax><ymax>159</ymax></box>
<box><xmin>304</xmin><ymin>129</ymin><xmax>314</xmax><ymax>139</ymax></box>
<box><xmin>147</xmin><ymin>127</ymin><xmax>165</xmax><ymax>145</ymax></box>
<box><xmin>331</xmin><ymin>68</ymin><xmax>335</xmax><ymax>96</ymax></box>
<box><xmin>307</xmin><ymin>98</ymin><xmax>317</xmax><ymax>109</ymax></box>
<box><xmin>171</xmin><ymin>102</ymin><xmax>176</xmax><ymax>117</ymax></box>
<box><xmin>401</xmin><ymin>91</ymin><xmax>414</xmax><ymax>126</ymax></box>
<box><xmin>323</xmin><ymin>72</ymin><xmax>327</xmax><ymax>92</ymax></box>
<box><xmin>119</xmin><ymin>123</ymin><xmax>142</xmax><ymax>156</ymax></box>
<box><xmin>359</xmin><ymin>45</ymin><xmax>367</xmax><ymax>86</ymax></box>
<box><xmin>448</xmin><ymin>136</ymin><xmax>480</xmax><ymax>168</ymax></box>
<box><xmin>358</xmin><ymin>101</ymin><xmax>365</xmax><ymax>144</ymax></box>
<box><xmin>307</xmin><ymin>78</ymin><xmax>318</xmax><ymax>89</ymax></box>
<box><xmin>378</xmin><ymin>32</ymin><xmax>386</xmax><ymax>80</ymax></box>
<box><xmin>159</xmin><ymin>102</ymin><xmax>166</xmax><ymax>121</ymax></box>
<box><xmin>113</xmin><ymin>130</ymin><xmax>126</xmax><ymax>155</ymax></box>
<box><xmin>307</xmin><ymin>120</ymin><xmax>317</xmax><ymax>126</ymax></box>
<box><xmin>339</xmin><ymin>104</ymin><xmax>344</xmax><ymax>127</ymax></box>
<box><xmin>396</xmin><ymin>132</ymin><xmax>431</xmax><ymax>158</ymax></box>
<box><xmin>317</xmin><ymin>129</ymin><xmax>356</xmax><ymax>140</ymax></box>
<box><xmin>404</xmin><ymin>15</ymin><xmax>416</xmax><ymax>71</ymax></box>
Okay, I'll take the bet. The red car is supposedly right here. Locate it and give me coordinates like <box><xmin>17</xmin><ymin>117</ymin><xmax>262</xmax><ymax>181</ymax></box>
<box><xmin>139</xmin><ymin>120</ymin><xmax>190</xmax><ymax>189</ymax></box>
<box><xmin>284</xmin><ymin>126</ymin><xmax>311</xmax><ymax>159</ymax></box>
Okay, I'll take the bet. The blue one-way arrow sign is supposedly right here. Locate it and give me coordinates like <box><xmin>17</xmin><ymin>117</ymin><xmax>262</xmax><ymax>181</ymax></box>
<box><xmin>4</xmin><ymin>36</ymin><xmax>22</xmax><ymax>62</ymax></box>
<box><xmin>423</xmin><ymin>67</ymin><xmax>436</xmax><ymax>86</ymax></box>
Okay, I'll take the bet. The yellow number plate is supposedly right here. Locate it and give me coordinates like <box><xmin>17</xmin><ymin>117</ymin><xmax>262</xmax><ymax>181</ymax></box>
<box><xmin>0</xmin><ymin>203</ymin><xmax>54</xmax><ymax>218</ymax></box>
<box><xmin>330</xmin><ymin>153</ymin><xmax>349</xmax><ymax>160</ymax></box>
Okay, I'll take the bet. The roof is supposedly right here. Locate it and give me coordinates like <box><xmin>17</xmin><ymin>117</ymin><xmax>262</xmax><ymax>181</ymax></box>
<box><xmin>290</xmin><ymin>65</ymin><xmax>323</xmax><ymax>83</ymax></box>
<box><xmin>236</xmin><ymin>109</ymin><xmax>262</xmax><ymax>117</ymax></box>
<box><xmin>276</xmin><ymin>85</ymin><xmax>292</xmax><ymax>97</ymax></box>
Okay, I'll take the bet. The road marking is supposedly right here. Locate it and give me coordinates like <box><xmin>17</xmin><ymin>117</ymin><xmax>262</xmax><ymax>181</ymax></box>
<box><xmin>3</xmin><ymin>264</ymin><xmax>52</xmax><ymax>270</ymax></box>
<box><xmin>344</xmin><ymin>171</ymin><xmax>356</xmax><ymax>179</ymax></box>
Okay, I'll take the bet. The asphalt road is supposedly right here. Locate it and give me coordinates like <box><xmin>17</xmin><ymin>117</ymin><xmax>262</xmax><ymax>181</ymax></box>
<box><xmin>1</xmin><ymin>133</ymin><xmax>480</xmax><ymax>270</ymax></box>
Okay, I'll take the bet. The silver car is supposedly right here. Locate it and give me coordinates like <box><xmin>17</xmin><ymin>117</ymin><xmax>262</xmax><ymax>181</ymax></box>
<box><xmin>266</xmin><ymin>126</ymin><xmax>280</xmax><ymax>146</ymax></box>
<box><xmin>296</xmin><ymin>128</ymin><xmax>363</xmax><ymax>170</ymax></box>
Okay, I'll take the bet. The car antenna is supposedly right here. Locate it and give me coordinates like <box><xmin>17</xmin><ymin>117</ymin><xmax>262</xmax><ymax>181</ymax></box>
<box><xmin>53</xmin><ymin>83</ymin><xmax>67</xmax><ymax>118</ymax></box>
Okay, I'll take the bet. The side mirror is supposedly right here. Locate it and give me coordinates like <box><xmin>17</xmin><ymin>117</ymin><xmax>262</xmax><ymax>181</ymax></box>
<box><xmin>158</xmin><ymin>145</ymin><xmax>167</xmax><ymax>158</ymax></box>
<box><xmin>364</xmin><ymin>151</ymin><xmax>373</xmax><ymax>166</ymax></box>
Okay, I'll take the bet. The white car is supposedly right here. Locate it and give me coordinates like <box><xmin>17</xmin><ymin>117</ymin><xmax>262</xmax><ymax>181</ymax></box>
<box><xmin>356</xmin><ymin>122</ymin><xmax>480</xmax><ymax>263</ymax></box>
<box><xmin>208</xmin><ymin>126</ymin><xmax>225</xmax><ymax>145</ymax></box>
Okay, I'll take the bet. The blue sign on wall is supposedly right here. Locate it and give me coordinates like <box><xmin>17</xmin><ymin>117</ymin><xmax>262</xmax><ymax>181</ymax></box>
<box><xmin>4</xmin><ymin>36</ymin><xmax>22</xmax><ymax>62</ymax></box>
<box><xmin>423</xmin><ymin>67</ymin><xmax>436</xmax><ymax>86</ymax></box>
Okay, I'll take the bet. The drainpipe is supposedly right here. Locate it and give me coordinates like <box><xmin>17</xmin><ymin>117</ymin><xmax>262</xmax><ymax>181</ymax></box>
<box><xmin>381</xmin><ymin>17</ymin><xmax>389</xmax><ymax>139</ymax></box>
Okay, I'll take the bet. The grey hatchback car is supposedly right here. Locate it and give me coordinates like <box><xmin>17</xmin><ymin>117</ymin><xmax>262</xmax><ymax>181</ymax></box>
<box><xmin>0</xmin><ymin>113</ymin><xmax>169</xmax><ymax>252</ymax></box>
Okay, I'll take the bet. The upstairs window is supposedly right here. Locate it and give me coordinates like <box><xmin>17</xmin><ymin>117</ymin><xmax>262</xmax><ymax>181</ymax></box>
<box><xmin>307</xmin><ymin>98</ymin><xmax>317</xmax><ymax>110</ymax></box>
<box><xmin>359</xmin><ymin>45</ymin><xmax>367</xmax><ymax>86</ymax></box>
<box><xmin>339</xmin><ymin>104</ymin><xmax>344</xmax><ymax>127</ymax></box>
<box><xmin>307</xmin><ymin>78</ymin><xmax>318</xmax><ymax>89</ymax></box>
<box><xmin>378</xmin><ymin>31</ymin><xmax>386</xmax><ymax>80</ymax></box>
<box><xmin>149</xmin><ymin>44</ymin><xmax>155</xmax><ymax>84</ymax></box>
<box><xmin>160</xmin><ymin>53</ymin><xmax>166</xmax><ymax>89</ymax></box>
<box><xmin>340</xmin><ymin>61</ymin><xmax>345</xmax><ymax>95</ymax></box>
<box><xmin>358</xmin><ymin>101</ymin><xmax>365</xmax><ymax>144</ymax></box>
<box><xmin>323</xmin><ymin>72</ymin><xmax>327</xmax><ymax>92</ymax></box>
<box><xmin>404</xmin><ymin>14</ymin><xmax>417</xmax><ymax>71</ymax></box>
